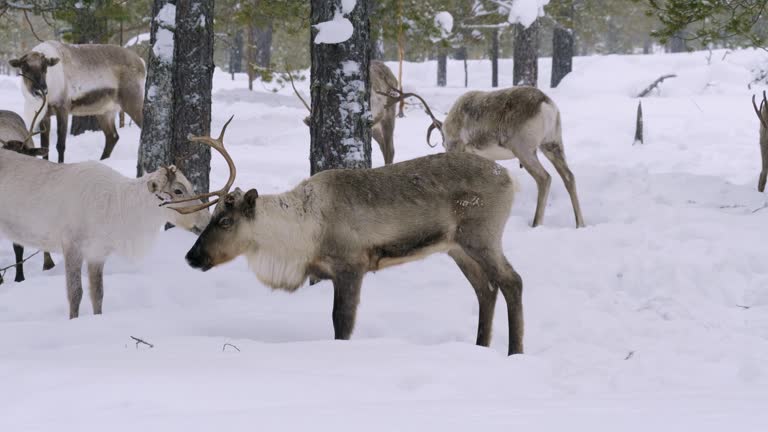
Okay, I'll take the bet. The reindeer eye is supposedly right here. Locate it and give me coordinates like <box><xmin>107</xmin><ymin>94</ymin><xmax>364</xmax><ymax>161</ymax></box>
<box><xmin>219</xmin><ymin>217</ymin><xmax>233</xmax><ymax>228</ymax></box>
<box><xmin>174</xmin><ymin>189</ymin><xmax>184</xmax><ymax>196</ymax></box>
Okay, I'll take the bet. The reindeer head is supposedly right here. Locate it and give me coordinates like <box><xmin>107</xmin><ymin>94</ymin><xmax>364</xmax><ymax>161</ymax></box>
<box><xmin>185</xmin><ymin>188</ymin><xmax>259</xmax><ymax>271</ymax></box>
<box><xmin>9</xmin><ymin>52</ymin><xmax>60</xmax><ymax>98</ymax></box>
<box><xmin>148</xmin><ymin>165</ymin><xmax>212</xmax><ymax>235</ymax></box>
<box><xmin>0</xmin><ymin>140</ymin><xmax>48</xmax><ymax>157</ymax></box>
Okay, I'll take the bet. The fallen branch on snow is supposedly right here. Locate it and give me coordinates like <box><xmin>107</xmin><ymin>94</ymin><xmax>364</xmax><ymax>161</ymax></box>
<box><xmin>637</xmin><ymin>74</ymin><xmax>677</xmax><ymax>98</ymax></box>
<box><xmin>130</xmin><ymin>336</ymin><xmax>154</xmax><ymax>349</ymax></box>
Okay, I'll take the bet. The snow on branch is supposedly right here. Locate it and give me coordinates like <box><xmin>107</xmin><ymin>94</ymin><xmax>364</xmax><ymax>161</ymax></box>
<box><xmin>489</xmin><ymin>0</ymin><xmax>550</xmax><ymax>28</ymax></box>
<box><xmin>314</xmin><ymin>0</ymin><xmax>357</xmax><ymax>45</ymax></box>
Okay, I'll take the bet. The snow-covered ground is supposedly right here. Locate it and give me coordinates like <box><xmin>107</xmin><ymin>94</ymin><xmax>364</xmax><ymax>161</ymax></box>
<box><xmin>2</xmin><ymin>50</ymin><xmax>768</xmax><ymax>431</ymax></box>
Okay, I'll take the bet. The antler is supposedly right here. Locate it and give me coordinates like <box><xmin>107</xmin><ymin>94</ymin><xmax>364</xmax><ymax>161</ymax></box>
<box><xmin>752</xmin><ymin>91</ymin><xmax>768</xmax><ymax>129</ymax></box>
<box><xmin>287</xmin><ymin>70</ymin><xmax>310</xmax><ymax>112</ymax></box>
<box><xmin>162</xmin><ymin>116</ymin><xmax>237</xmax><ymax>214</ymax></box>
<box><xmin>25</xmin><ymin>91</ymin><xmax>47</xmax><ymax>143</ymax></box>
<box><xmin>377</xmin><ymin>85</ymin><xmax>444</xmax><ymax>148</ymax></box>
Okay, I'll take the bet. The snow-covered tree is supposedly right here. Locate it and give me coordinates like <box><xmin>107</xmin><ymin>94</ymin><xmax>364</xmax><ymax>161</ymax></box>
<box><xmin>309</xmin><ymin>0</ymin><xmax>371</xmax><ymax>174</ymax></box>
<box><xmin>172</xmin><ymin>0</ymin><xmax>214</xmax><ymax>195</ymax></box>
<box><xmin>138</xmin><ymin>0</ymin><xmax>176</xmax><ymax>176</ymax></box>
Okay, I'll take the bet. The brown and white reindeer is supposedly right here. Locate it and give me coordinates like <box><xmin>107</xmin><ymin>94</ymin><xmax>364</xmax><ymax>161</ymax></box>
<box><xmin>170</xmin><ymin>121</ymin><xmax>525</xmax><ymax>355</ymax></box>
<box><xmin>0</xmin><ymin>97</ymin><xmax>55</xmax><ymax>282</ymax></box>
<box><xmin>391</xmin><ymin>86</ymin><xmax>585</xmax><ymax>228</ymax></box>
<box><xmin>9</xmin><ymin>40</ymin><xmax>145</xmax><ymax>163</ymax></box>
<box><xmin>752</xmin><ymin>91</ymin><xmax>768</xmax><ymax>192</ymax></box>
<box><xmin>294</xmin><ymin>60</ymin><xmax>400</xmax><ymax>164</ymax></box>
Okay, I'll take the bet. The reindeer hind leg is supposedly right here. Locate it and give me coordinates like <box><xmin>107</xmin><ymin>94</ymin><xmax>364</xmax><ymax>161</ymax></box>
<box><xmin>97</xmin><ymin>113</ymin><xmax>119</xmax><ymax>160</ymax></box>
<box><xmin>449</xmin><ymin>249</ymin><xmax>497</xmax><ymax>347</ymax></box>
<box><xmin>63</xmin><ymin>246</ymin><xmax>84</xmax><ymax>319</ymax></box>
<box><xmin>541</xmin><ymin>141</ymin><xmax>585</xmax><ymax>228</ymax></box>
<box><xmin>517</xmin><ymin>151</ymin><xmax>551</xmax><ymax>227</ymax></box>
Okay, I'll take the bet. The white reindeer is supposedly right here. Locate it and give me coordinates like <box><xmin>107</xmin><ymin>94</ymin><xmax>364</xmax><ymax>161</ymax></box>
<box><xmin>0</xmin><ymin>150</ymin><xmax>210</xmax><ymax>318</ymax></box>
<box><xmin>10</xmin><ymin>40</ymin><xmax>145</xmax><ymax>163</ymax></box>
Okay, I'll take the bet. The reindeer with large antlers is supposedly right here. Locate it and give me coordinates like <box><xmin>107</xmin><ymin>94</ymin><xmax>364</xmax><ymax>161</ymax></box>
<box><xmin>387</xmin><ymin>86</ymin><xmax>584</xmax><ymax>228</ymax></box>
<box><xmin>170</xmin><ymin>120</ymin><xmax>526</xmax><ymax>355</ymax></box>
<box><xmin>752</xmin><ymin>91</ymin><xmax>768</xmax><ymax>192</ymax></box>
<box><xmin>0</xmin><ymin>95</ymin><xmax>55</xmax><ymax>282</ymax></box>
<box><xmin>0</xmin><ymin>125</ymin><xmax>210</xmax><ymax>317</ymax></box>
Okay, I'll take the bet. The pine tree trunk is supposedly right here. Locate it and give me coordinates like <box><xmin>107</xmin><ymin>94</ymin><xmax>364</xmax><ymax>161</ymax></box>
<box><xmin>491</xmin><ymin>28</ymin><xmax>499</xmax><ymax>88</ymax></box>
<box><xmin>455</xmin><ymin>46</ymin><xmax>468</xmax><ymax>88</ymax></box>
<box><xmin>230</xmin><ymin>29</ymin><xmax>244</xmax><ymax>77</ymax></box>
<box><xmin>551</xmin><ymin>28</ymin><xmax>573</xmax><ymax>88</ymax></box>
<box><xmin>513</xmin><ymin>21</ymin><xmax>539</xmax><ymax>87</ymax></box>
<box><xmin>172</xmin><ymin>0</ymin><xmax>214</xmax><ymax>195</ymax></box>
<box><xmin>70</xmin><ymin>8</ymin><xmax>108</xmax><ymax>136</ymax></box>
<box><xmin>437</xmin><ymin>46</ymin><xmax>447</xmax><ymax>87</ymax></box>
<box><xmin>137</xmin><ymin>0</ymin><xmax>176</xmax><ymax>177</ymax></box>
<box><xmin>253</xmin><ymin>20</ymin><xmax>273</xmax><ymax>67</ymax></box>
<box><xmin>668</xmin><ymin>31</ymin><xmax>687</xmax><ymax>53</ymax></box>
<box><xmin>246</xmin><ymin>22</ymin><xmax>254</xmax><ymax>90</ymax></box>
<box><xmin>310</xmin><ymin>0</ymin><xmax>371</xmax><ymax>175</ymax></box>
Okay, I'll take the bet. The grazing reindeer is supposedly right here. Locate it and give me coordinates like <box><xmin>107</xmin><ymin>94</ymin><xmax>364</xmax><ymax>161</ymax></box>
<box><xmin>172</xmin><ymin>120</ymin><xmax>525</xmax><ymax>355</ymax></box>
<box><xmin>10</xmin><ymin>40</ymin><xmax>146</xmax><ymax>163</ymax></box>
<box><xmin>0</xmin><ymin>98</ymin><xmax>55</xmax><ymax>281</ymax></box>
<box><xmin>0</xmin><ymin>149</ymin><xmax>210</xmax><ymax>318</ymax></box>
<box><xmin>391</xmin><ymin>86</ymin><xmax>585</xmax><ymax>228</ymax></box>
<box><xmin>294</xmin><ymin>60</ymin><xmax>400</xmax><ymax>164</ymax></box>
<box><xmin>752</xmin><ymin>92</ymin><xmax>768</xmax><ymax>192</ymax></box>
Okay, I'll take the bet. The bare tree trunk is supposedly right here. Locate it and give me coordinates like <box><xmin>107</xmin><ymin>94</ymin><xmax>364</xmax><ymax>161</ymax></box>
<box><xmin>253</xmin><ymin>20</ymin><xmax>273</xmax><ymax>67</ymax></box>
<box><xmin>491</xmin><ymin>28</ymin><xmax>499</xmax><ymax>88</ymax></box>
<box><xmin>513</xmin><ymin>21</ymin><xmax>539</xmax><ymax>87</ymax></box>
<box><xmin>172</xmin><ymin>0</ymin><xmax>214</xmax><ymax>195</ymax></box>
<box><xmin>370</xmin><ymin>0</ymin><xmax>383</xmax><ymax>60</ymax></box>
<box><xmin>246</xmin><ymin>21</ymin><xmax>254</xmax><ymax>90</ymax></box>
<box><xmin>230</xmin><ymin>29</ymin><xmax>243</xmax><ymax>79</ymax></box>
<box><xmin>455</xmin><ymin>46</ymin><xmax>468</xmax><ymax>88</ymax></box>
<box><xmin>397</xmin><ymin>0</ymin><xmax>405</xmax><ymax>117</ymax></box>
<box><xmin>138</xmin><ymin>0</ymin><xmax>176</xmax><ymax>177</ymax></box>
<box><xmin>668</xmin><ymin>30</ymin><xmax>687</xmax><ymax>53</ymax></box>
<box><xmin>436</xmin><ymin>46</ymin><xmax>447</xmax><ymax>87</ymax></box>
<box><xmin>310</xmin><ymin>0</ymin><xmax>371</xmax><ymax>174</ymax></box>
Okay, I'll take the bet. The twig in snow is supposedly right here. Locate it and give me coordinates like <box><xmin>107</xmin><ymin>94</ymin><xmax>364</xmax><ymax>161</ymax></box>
<box><xmin>637</xmin><ymin>74</ymin><xmax>677</xmax><ymax>98</ymax></box>
<box><xmin>130</xmin><ymin>336</ymin><xmax>154</xmax><ymax>349</ymax></box>
<box><xmin>624</xmin><ymin>351</ymin><xmax>635</xmax><ymax>360</ymax></box>
<box><xmin>751</xmin><ymin>203</ymin><xmax>768</xmax><ymax>213</ymax></box>
<box><xmin>736</xmin><ymin>304</ymin><xmax>751</xmax><ymax>310</ymax></box>
<box><xmin>222</xmin><ymin>343</ymin><xmax>240</xmax><ymax>352</ymax></box>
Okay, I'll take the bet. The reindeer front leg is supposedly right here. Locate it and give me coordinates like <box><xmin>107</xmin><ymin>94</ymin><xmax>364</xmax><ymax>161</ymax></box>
<box><xmin>331</xmin><ymin>268</ymin><xmax>364</xmax><ymax>340</ymax></box>
<box><xmin>63</xmin><ymin>245</ymin><xmax>83</xmax><ymax>319</ymax></box>
<box><xmin>55</xmin><ymin>111</ymin><xmax>69</xmax><ymax>164</ymax></box>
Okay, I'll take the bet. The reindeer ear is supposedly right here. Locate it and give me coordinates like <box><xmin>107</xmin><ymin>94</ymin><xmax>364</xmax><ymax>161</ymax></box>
<box><xmin>46</xmin><ymin>57</ymin><xmax>60</xmax><ymax>67</ymax></box>
<box><xmin>9</xmin><ymin>59</ymin><xmax>21</xmax><ymax>68</ymax></box>
<box><xmin>147</xmin><ymin>180</ymin><xmax>160</xmax><ymax>193</ymax></box>
<box><xmin>243</xmin><ymin>188</ymin><xmax>258</xmax><ymax>218</ymax></box>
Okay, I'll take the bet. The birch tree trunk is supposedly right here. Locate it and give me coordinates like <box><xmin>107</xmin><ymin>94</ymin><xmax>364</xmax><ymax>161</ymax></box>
<box><xmin>310</xmin><ymin>0</ymin><xmax>371</xmax><ymax>174</ymax></box>
<box><xmin>513</xmin><ymin>21</ymin><xmax>539</xmax><ymax>87</ymax></box>
<box><xmin>172</xmin><ymin>0</ymin><xmax>214</xmax><ymax>195</ymax></box>
<box><xmin>138</xmin><ymin>0</ymin><xmax>176</xmax><ymax>177</ymax></box>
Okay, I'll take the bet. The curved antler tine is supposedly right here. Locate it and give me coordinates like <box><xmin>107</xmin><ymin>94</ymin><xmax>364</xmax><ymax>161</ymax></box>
<box><xmin>165</xmin><ymin>117</ymin><xmax>238</xmax><ymax>214</ymax></box>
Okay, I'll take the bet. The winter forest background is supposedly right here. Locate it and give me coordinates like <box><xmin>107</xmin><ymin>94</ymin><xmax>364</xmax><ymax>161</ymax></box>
<box><xmin>2</xmin><ymin>1</ymin><xmax>768</xmax><ymax>430</ymax></box>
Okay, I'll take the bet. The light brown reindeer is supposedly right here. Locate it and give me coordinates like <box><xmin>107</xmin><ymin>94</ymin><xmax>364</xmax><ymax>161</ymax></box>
<box><xmin>10</xmin><ymin>41</ymin><xmax>145</xmax><ymax>163</ymax></box>
<box><xmin>752</xmin><ymin>91</ymin><xmax>768</xmax><ymax>192</ymax></box>
<box><xmin>169</xmin><ymin>122</ymin><xmax>525</xmax><ymax>355</ymax></box>
<box><xmin>391</xmin><ymin>86</ymin><xmax>585</xmax><ymax>228</ymax></box>
<box><xmin>293</xmin><ymin>60</ymin><xmax>400</xmax><ymax>164</ymax></box>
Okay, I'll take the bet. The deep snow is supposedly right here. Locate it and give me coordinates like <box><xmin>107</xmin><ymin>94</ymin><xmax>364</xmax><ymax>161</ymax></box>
<box><xmin>1</xmin><ymin>50</ymin><xmax>768</xmax><ymax>431</ymax></box>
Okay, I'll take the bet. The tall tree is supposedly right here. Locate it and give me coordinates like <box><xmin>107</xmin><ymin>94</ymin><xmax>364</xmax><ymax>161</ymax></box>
<box><xmin>550</xmin><ymin>0</ymin><xmax>574</xmax><ymax>88</ymax></box>
<box><xmin>309</xmin><ymin>0</ymin><xmax>371</xmax><ymax>174</ymax></box>
<box><xmin>513</xmin><ymin>20</ymin><xmax>539</xmax><ymax>87</ymax></box>
<box><xmin>137</xmin><ymin>0</ymin><xmax>176</xmax><ymax>176</ymax></box>
<box><xmin>172</xmin><ymin>0</ymin><xmax>214</xmax><ymax>195</ymax></box>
